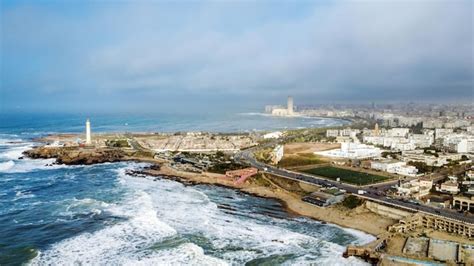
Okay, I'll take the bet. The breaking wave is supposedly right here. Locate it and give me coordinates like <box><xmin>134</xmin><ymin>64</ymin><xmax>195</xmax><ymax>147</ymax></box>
<box><xmin>32</xmin><ymin>165</ymin><xmax>372</xmax><ymax>265</ymax></box>
<box><xmin>0</xmin><ymin>160</ymin><xmax>15</xmax><ymax>171</ymax></box>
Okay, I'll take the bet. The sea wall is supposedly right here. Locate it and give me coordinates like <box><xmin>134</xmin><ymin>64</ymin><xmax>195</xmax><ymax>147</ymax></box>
<box><xmin>365</xmin><ymin>201</ymin><xmax>412</xmax><ymax>220</ymax></box>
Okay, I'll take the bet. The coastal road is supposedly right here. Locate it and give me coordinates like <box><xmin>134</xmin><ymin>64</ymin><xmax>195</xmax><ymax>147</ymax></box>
<box><xmin>234</xmin><ymin>148</ymin><xmax>474</xmax><ymax>224</ymax></box>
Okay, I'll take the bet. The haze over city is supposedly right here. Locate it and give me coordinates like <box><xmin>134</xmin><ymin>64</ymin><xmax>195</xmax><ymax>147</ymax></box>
<box><xmin>1</xmin><ymin>0</ymin><xmax>472</xmax><ymax>113</ymax></box>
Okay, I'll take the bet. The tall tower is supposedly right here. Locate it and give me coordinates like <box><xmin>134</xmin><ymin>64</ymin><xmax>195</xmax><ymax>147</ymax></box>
<box><xmin>374</xmin><ymin>123</ymin><xmax>380</xmax><ymax>136</ymax></box>
<box><xmin>86</xmin><ymin>119</ymin><xmax>91</xmax><ymax>145</ymax></box>
<box><xmin>287</xmin><ymin>96</ymin><xmax>294</xmax><ymax>115</ymax></box>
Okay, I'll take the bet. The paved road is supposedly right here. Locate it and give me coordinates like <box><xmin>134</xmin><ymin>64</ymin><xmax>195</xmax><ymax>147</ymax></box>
<box><xmin>235</xmin><ymin>147</ymin><xmax>474</xmax><ymax>224</ymax></box>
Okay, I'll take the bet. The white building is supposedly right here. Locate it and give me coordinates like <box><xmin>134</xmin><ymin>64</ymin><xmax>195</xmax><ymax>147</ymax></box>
<box><xmin>439</xmin><ymin>181</ymin><xmax>460</xmax><ymax>194</ymax></box>
<box><xmin>423</xmin><ymin>119</ymin><xmax>444</xmax><ymax>129</ymax></box>
<box><xmin>271</xmin><ymin>145</ymin><xmax>284</xmax><ymax>164</ymax></box>
<box><xmin>315</xmin><ymin>142</ymin><xmax>382</xmax><ymax>159</ymax></box>
<box><xmin>435</xmin><ymin>128</ymin><xmax>453</xmax><ymax>139</ymax></box>
<box><xmin>326</xmin><ymin>129</ymin><xmax>339</xmax><ymax>138</ymax></box>
<box><xmin>396</xmin><ymin>179</ymin><xmax>431</xmax><ymax>199</ymax></box>
<box><xmin>391</xmin><ymin>142</ymin><xmax>416</xmax><ymax>152</ymax></box>
<box><xmin>326</xmin><ymin>128</ymin><xmax>360</xmax><ymax>138</ymax></box>
<box><xmin>263</xmin><ymin>131</ymin><xmax>283</xmax><ymax>139</ymax></box>
<box><xmin>409</xmin><ymin>134</ymin><xmax>434</xmax><ymax>148</ymax></box>
<box><xmin>363</xmin><ymin>135</ymin><xmax>416</xmax><ymax>151</ymax></box>
<box><xmin>271</xmin><ymin>96</ymin><xmax>296</xmax><ymax>117</ymax></box>
<box><xmin>441</xmin><ymin>134</ymin><xmax>474</xmax><ymax>153</ymax></box>
<box><xmin>401</xmin><ymin>150</ymin><xmax>462</xmax><ymax>167</ymax></box>
<box><xmin>456</xmin><ymin>138</ymin><xmax>474</xmax><ymax>153</ymax></box>
<box><xmin>371</xmin><ymin>159</ymin><xmax>418</xmax><ymax>176</ymax></box>
<box><xmin>388</xmin><ymin>128</ymin><xmax>410</xmax><ymax>137</ymax></box>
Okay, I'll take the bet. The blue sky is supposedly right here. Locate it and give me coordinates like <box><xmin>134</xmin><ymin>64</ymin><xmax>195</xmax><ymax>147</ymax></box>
<box><xmin>1</xmin><ymin>0</ymin><xmax>472</xmax><ymax>113</ymax></box>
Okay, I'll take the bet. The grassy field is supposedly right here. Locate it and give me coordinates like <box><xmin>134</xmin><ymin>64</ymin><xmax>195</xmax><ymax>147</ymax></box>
<box><xmin>301</xmin><ymin>166</ymin><xmax>389</xmax><ymax>185</ymax></box>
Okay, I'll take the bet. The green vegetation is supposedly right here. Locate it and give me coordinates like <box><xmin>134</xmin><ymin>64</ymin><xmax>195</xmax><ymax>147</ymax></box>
<box><xmin>341</xmin><ymin>195</ymin><xmax>363</xmax><ymax>209</ymax></box>
<box><xmin>381</xmin><ymin>151</ymin><xmax>401</xmax><ymax>159</ymax></box>
<box><xmin>266</xmin><ymin>174</ymin><xmax>307</xmax><ymax>195</ymax></box>
<box><xmin>254</xmin><ymin>148</ymin><xmax>273</xmax><ymax>164</ymax></box>
<box><xmin>301</xmin><ymin>166</ymin><xmax>389</xmax><ymax>185</ymax></box>
<box><xmin>284</xmin><ymin>128</ymin><xmax>328</xmax><ymax>143</ymax></box>
<box><xmin>278</xmin><ymin>153</ymin><xmax>324</xmax><ymax>167</ymax></box>
<box><xmin>133</xmin><ymin>150</ymin><xmax>155</xmax><ymax>158</ymax></box>
<box><xmin>407</xmin><ymin>161</ymin><xmax>438</xmax><ymax>173</ymax></box>
<box><xmin>322</xmin><ymin>188</ymin><xmax>340</xmax><ymax>195</ymax></box>
<box><xmin>105</xmin><ymin>139</ymin><xmax>130</xmax><ymax>148</ymax></box>
<box><xmin>409</xmin><ymin>122</ymin><xmax>423</xmax><ymax>134</ymax></box>
<box><xmin>207</xmin><ymin>162</ymin><xmax>246</xmax><ymax>174</ymax></box>
<box><xmin>423</xmin><ymin>149</ymin><xmax>439</xmax><ymax>157</ymax></box>
<box><xmin>251</xmin><ymin>173</ymin><xmax>273</xmax><ymax>187</ymax></box>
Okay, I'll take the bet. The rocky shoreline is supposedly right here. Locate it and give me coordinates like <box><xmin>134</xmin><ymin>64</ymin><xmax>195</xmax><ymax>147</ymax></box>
<box><xmin>22</xmin><ymin>145</ymin><xmax>393</xmax><ymax>237</ymax></box>
<box><xmin>23</xmin><ymin>146</ymin><xmax>132</xmax><ymax>165</ymax></box>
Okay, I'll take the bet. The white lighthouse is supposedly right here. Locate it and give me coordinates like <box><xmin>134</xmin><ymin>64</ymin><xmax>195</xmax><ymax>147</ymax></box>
<box><xmin>85</xmin><ymin>119</ymin><xmax>92</xmax><ymax>145</ymax></box>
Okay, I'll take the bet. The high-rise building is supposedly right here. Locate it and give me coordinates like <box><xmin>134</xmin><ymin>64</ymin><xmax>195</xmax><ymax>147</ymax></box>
<box><xmin>86</xmin><ymin>119</ymin><xmax>91</xmax><ymax>145</ymax></box>
<box><xmin>287</xmin><ymin>96</ymin><xmax>294</xmax><ymax>115</ymax></box>
<box><xmin>374</xmin><ymin>123</ymin><xmax>380</xmax><ymax>136</ymax></box>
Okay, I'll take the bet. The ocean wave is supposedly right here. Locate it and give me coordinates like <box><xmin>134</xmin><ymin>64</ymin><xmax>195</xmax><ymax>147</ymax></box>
<box><xmin>119</xmin><ymin>172</ymin><xmax>371</xmax><ymax>265</ymax></box>
<box><xmin>14</xmin><ymin>190</ymin><xmax>35</xmax><ymax>201</ymax></box>
<box><xmin>0</xmin><ymin>160</ymin><xmax>15</xmax><ymax>171</ymax></box>
<box><xmin>32</xmin><ymin>187</ymin><xmax>178</xmax><ymax>265</ymax></box>
<box><xmin>0</xmin><ymin>158</ymin><xmax>66</xmax><ymax>173</ymax></box>
<box><xmin>133</xmin><ymin>243</ymin><xmax>228</xmax><ymax>266</ymax></box>
<box><xmin>0</xmin><ymin>138</ymin><xmax>23</xmax><ymax>146</ymax></box>
<box><xmin>0</xmin><ymin>145</ymin><xmax>32</xmax><ymax>160</ymax></box>
<box><xmin>58</xmin><ymin>197</ymin><xmax>111</xmax><ymax>217</ymax></box>
<box><xmin>339</xmin><ymin>227</ymin><xmax>377</xmax><ymax>246</ymax></box>
<box><xmin>32</xmin><ymin>163</ymin><xmax>372</xmax><ymax>265</ymax></box>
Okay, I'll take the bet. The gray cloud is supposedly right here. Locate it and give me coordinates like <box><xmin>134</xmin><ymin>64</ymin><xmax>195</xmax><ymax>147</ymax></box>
<box><xmin>1</xmin><ymin>0</ymin><xmax>472</xmax><ymax>112</ymax></box>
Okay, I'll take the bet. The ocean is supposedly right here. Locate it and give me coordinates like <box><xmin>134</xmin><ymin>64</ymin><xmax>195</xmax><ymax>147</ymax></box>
<box><xmin>0</xmin><ymin>112</ymin><xmax>374</xmax><ymax>265</ymax></box>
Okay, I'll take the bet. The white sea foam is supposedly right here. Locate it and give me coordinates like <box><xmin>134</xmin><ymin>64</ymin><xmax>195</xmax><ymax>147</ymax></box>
<box><xmin>119</xmin><ymin>172</ymin><xmax>372</xmax><ymax>265</ymax></box>
<box><xmin>0</xmin><ymin>157</ymin><xmax>67</xmax><ymax>173</ymax></box>
<box><xmin>32</xmin><ymin>181</ymin><xmax>179</xmax><ymax>265</ymax></box>
<box><xmin>129</xmin><ymin>243</ymin><xmax>228</xmax><ymax>266</ymax></box>
<box><xmin>0</xmin><ymin>145</ymin><xmax>31</xmax><ymax>160</ymax></box>
<box><xmin>0</xmin><ymin>143</ymin><xmax>74</xmax><ymax>173</ymax></box>
<box><xmin>0</xmin><ymin>140</ymin><xmax>68</xmax><ymax>173</ymax></box>
<box><xmin>0</xmin><ymin>138</ymin><xmax>23</xmax><ymax>146</ymax></box>
<box><xmin>33</xmin><ymin>164</ymin><xmax>372</xmax><ymax>265</ymax></box>
<box><xmin>0</xmin><ymin>160</ymin><xmax>15</xmax><ymax>171</ymax></box>
<box><xmin>58</xmin><ymin>197</ymin><xmax>111</xmax><ymax>217</ymax></box>
<box><xmin>340</xmin><ymin>227</ymin><xmax>377</xmax><ymax>246</ymax></box>
<box><xmin>14</xmin><ymin>190</ymin><xmax>35</xmax><ymax>200</ymax></box>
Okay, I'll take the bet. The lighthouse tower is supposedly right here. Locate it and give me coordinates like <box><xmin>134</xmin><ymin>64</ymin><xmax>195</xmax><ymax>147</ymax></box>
<box><xmin>85</xmin><ymin>119</ymin><xmax>92</xmax><ymax>145</ymax></box>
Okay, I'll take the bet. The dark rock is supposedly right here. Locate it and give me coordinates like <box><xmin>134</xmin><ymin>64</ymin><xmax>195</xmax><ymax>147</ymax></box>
<box><xmin>23</xmin><ymin>146</ymin><xmax>128</xmax><ymax>165</ymax></box>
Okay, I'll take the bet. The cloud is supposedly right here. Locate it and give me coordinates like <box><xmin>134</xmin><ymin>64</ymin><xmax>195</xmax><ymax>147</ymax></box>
<box><xmin>1</xmin><ymin>0</ymin><xmax>472</xmax><ymax>112</ymax></box>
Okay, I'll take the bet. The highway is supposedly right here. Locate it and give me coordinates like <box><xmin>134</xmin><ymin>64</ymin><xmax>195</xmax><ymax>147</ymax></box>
<box><xmin>234</xmin><ymin>147</ymin><xmax>474</xmax><ymax>224</ymax></box>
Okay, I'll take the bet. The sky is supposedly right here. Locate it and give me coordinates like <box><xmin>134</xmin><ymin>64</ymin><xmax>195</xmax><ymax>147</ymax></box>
<box><xmin>1</xmin><ymin>0</ymin><xmax>473</xmax><ymax>113</ymax></box>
